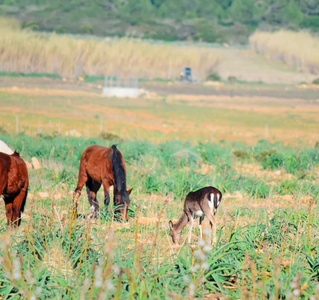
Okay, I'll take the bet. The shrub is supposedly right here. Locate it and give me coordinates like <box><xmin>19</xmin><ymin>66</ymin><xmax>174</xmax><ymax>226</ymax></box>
<box><xmin>99</xmin><ymin>131</ymin><xmax>123</xmax><ymax>142</ymax></box>
<box><xmin>233</xmin><ymin>149</ymin><xmax>250</xmax><ymax>159</ymax></box>
<box><xmin>227</xmin><ymin>75</ymin><xmax>238</xmax><ymax>83</ymax></box>
<box><xmin>312</xmin><ymin>78</ymin><xmax>319</xmax><ymax>85</ymax></box>
<box><xmin>206</xmin><ymin>72</ymin><xmax>221</xmax><ymax>81</ymax></box>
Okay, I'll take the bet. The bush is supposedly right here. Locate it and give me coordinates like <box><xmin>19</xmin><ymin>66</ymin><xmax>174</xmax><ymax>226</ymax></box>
<box><xmin>0</xmin><ymin>126</ymin><xmax>7</xmax><ymax>134</ymax></box>
<box><xmin>206</xmin><ymin>72</ymin><xmax>221</xmax><ymax>81</ymax></box>
<box><xmin>228</xmin><ymin>75</ymin><xmax>238</xmax><ymax>83</ymax></box>
<box><xmin>233</xmin><ymin>149</ymin><xmax>250</xmax><ymax>159</ymax></box>
<box><xmin>99</xmin><ymin>131</ymin><xmax>123</xmax><ymax>142</ymax></box>
<box><xmin>301</xmin><ymin>16</ymin><xmax>319</xmax><ymax>31</ymax></box>
<box><xmin>312</xmin><ymin>78</ymin><xmax>319</xmax><ymax>85</ymax></box>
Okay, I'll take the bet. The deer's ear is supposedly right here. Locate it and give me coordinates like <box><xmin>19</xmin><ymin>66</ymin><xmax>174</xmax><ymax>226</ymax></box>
<box><xmin>169</xmin><ymin>220</ymin><xmax>173</xmax><ymax>229</ymax></box>
<box><xmin>127</xmin><ymin>188</ymin><xmax>133</xmax><ymax>195</ymax></box>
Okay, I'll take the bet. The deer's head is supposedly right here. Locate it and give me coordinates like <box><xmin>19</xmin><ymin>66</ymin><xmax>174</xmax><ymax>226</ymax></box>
<box><xmin>169</xmin><ymin>220</ymin><xmax>181</xmax><ymax>244</ymax></box>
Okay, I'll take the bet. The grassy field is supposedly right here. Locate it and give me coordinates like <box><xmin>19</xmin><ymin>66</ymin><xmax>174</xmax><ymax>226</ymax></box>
<box><xmin>1</xmin><ymin>79</ymin><xmax>319</xmax><ymax>145</ymax></box>
<box><xmin>0</xmin><ymin>76</ymin><xmax>319</xmax><ymax>298</ymax></box>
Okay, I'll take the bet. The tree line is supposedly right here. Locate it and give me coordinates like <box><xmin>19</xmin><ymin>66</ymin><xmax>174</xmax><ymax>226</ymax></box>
<box><xmin>0</xmin><ymin>0</ymin><xmax>318</xmax><ymax>42</ymax></box>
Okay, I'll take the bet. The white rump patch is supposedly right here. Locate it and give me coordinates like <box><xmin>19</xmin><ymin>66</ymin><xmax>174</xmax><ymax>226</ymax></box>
<box><xmin>195</xmin><ymin>210</ymin><xmax>204</xmax><ymax>217</ymax></box>
<box><xmin>209</xmin><ymin>193</ymin><xmax>214</xmax><ymax>209</ymax></box>
<box><xmin>0</xmin><ymin>140</ymin><xmax>14</xmax><ymax>155</ymax></box>
<box><xmin>216</xmin><ymin>193</ymin><xmax>220</xmax><ymax>207</ymax></box>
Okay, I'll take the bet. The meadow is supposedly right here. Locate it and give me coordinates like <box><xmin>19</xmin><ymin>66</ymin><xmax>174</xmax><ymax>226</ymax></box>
<box><xmin>0</xmin><ymin>80</ymin><xmax>319</xmax><ymax>299</ymax></box>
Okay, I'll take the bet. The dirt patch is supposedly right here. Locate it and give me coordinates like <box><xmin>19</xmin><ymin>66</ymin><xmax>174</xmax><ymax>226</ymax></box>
<box><xmin>0</xmin><ymin>87</ymin><xmax>98</xmax><ymax>97</ymax></box>
<box><xmin>235</xmin><ymin>163</ymin><xmax>294</xmax><ymax>181</ymax></box>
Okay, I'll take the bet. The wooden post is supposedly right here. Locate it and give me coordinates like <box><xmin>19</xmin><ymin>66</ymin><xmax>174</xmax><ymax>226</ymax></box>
<box><xmin>100</xmin><ymin>119</ymin><xmax>103</xmax><ymax>132</ymax></box>
<box><xmin>16</xmin><ymin>115</ymin><xmax>19</xmax><ymax>135</ymax></box>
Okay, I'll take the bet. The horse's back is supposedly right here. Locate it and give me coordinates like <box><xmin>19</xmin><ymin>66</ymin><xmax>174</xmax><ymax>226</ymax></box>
<box><xmin>79</xmin><ymin>145</ymin><xmax>113</xmax><ymax>181</ymax></box>
<box><xmin>0</xmin><ymin>152</ymin><xmax>28</xmax><ymax>195</ymax></box>
<box><xmin>82</xmin><ymin>145</ymin><xmax>112</xmax><ymax>162</ymax></box>
<box><xmin>0</xmin><ymin>152</ymin><xmax>11</xmax><ymax>173</ymax></box>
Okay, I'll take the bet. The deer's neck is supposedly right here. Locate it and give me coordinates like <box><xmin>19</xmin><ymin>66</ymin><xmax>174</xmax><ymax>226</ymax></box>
<box><xmin>173</xmin><ymin>211</ymin><xmax>189</xmax><ymax>234</ymax></box>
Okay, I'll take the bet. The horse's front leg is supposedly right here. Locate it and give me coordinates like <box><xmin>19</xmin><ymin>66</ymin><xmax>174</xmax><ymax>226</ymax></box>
<box><xmin>86</xmin><ymin>178</ymin><xmax>101</xmax><ymax>218</ymax></box>
<box><xmin>102</xmin><ymin>180</ymin><xmax>111</xmax><ymax>210</ymax></box>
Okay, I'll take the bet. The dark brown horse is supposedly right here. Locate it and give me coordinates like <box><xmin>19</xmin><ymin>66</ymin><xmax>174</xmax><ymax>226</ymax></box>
<box><xmin>0</xmin><ymin>151</ymin><xmax>29</xmax><ymax>227</ymax></box>
<box><xmin>73</xmin><ymin>145</ymin><xmax>132</xmax><ymax>220</ymax></box>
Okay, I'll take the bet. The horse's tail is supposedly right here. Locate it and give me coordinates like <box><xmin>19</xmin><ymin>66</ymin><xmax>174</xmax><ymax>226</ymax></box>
<box><xmin>111</xmin><ymin>145</ymin><xmax>126</xmax><ymax>193</ymax></box>
<box><xmin>20</xmin><ymin>188</ymin><xmax>28</xmax><ymax>213</ymax></box>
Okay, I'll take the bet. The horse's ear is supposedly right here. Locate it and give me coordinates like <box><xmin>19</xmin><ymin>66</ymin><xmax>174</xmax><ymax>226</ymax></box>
<box><xmin>169</xmin><ymin>220</ymin><xmax>173</xmax><ymax>229</ymax></box>
<box><xmin>127</xmin><ymin>188</ymin><xmax>133</xmax><ymax>195</ymax></box>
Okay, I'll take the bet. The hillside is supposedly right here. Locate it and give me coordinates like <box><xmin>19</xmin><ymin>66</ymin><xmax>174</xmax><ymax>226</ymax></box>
<box><xmin>0</xmin><ymin>0</ymin><xmax>318</xmax><ymax>43</ymax></box>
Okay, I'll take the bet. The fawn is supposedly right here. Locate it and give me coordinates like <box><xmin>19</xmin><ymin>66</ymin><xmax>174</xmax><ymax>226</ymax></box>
<box><xmin>169</xmin><ymin>186</ymin><xmax>222</xmax><ymax>244</ymax></box>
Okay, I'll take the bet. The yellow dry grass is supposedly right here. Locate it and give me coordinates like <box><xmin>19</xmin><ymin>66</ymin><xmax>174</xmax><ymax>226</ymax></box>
<box><xmin>250</xmin><ymin>30</ymin><xmax>319</xmax><ymax>75</ymax></box>
<box><xmin>0</xmin><ymin>18</ymin><xmax>221</xmax><ymax>80</ymax></box>
<box><xmin>1</xmin><ymin>83</ymin><xmax>319</xmax><ymax>145</ymax></box>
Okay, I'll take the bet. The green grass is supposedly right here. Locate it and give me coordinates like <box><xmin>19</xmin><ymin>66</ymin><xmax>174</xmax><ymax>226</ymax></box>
<box><xmin>0</xmin><ymin>133</ymin><xmax>318</xmax><ymax>298</ymax></box>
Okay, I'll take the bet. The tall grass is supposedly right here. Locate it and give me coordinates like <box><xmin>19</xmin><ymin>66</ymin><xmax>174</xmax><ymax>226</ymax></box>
<box><xmin>0</xmin><ymin>134</ymin><xmax>318</xmax><ymax>298</ymax></box>
<box><xmin>1</xmin><ymin>133</ymin><xmax>319</xmax><ymax>198</ymax></box>
<box><xmin>250</xmin><ymin>30</ymin><xmax>319</xmax><ymax>75</ymax></box>
<box><xmin>0</xmin><ymin>18</ymin><xmax>220</xmax><ymax>80</ymax></box>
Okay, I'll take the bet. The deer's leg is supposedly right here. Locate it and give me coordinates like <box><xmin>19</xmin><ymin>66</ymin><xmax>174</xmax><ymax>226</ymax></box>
<box><xmin>86</xmin><ymin>178</ymin><xmax>101</xmax><ymax>218</ymax></box>
<box><xmin>188</xmin><ymin>216</ymin><xmax>194</xmax><ymax>244</ymax></box>
<box><xmin>199</xmin><ymin>216</ymin><xmax>204</xmax><ymax>240</ymax></box>
<box><xmin>205</xmin><ymin>213</ymin><xmax>217</xmax><ymax>244</ymax></box>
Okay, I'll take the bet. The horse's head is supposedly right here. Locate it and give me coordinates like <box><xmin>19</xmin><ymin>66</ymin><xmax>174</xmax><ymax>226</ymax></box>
<box><xmin>114</xmin><ymin>188</ymin><xmax>133</xmax><ymax>221</ymax></box>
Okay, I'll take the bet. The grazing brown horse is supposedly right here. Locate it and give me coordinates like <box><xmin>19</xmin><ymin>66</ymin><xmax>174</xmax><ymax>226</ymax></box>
<box><xmin>0</xmin><ymin>151</ymin><xmax>29</xmax><ymax>227</ymax></box>
<box><xmin>73</xmin><ymin>145</ymin><xmax>132</xmax><ymax>220</ymax></box>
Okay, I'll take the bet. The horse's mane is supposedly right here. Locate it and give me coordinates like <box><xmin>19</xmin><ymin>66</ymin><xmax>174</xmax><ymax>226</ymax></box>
<box><xmin>13</xmin><ymin>151</ymin><xmax>20</xmax><ymax>157</ymax></box>
<box><xmin>111</xmin><ymin>145</ymin><xmax>127</xmax><ymax>195</ymax></box>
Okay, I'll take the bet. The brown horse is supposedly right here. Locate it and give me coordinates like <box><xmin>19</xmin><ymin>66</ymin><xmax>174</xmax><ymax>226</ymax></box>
<box><xmin>0</xmin><ymin>151</ymin><xmax>29</xmax><ymax>227</ymax></box>
<box><xmin>73</xmin><ymin>145</ymin><xmax>132</xmax><ymax>220</ymax></box>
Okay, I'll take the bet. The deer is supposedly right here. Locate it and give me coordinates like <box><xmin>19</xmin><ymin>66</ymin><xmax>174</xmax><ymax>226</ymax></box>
<box><xmin>168</xmin><ymin>186</ymin><xmax>222</xmax><ymax>245</ymax></box>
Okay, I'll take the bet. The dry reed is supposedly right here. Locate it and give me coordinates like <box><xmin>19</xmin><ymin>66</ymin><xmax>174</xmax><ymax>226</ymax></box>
<box><xmin>0</xmin><ymin>18</ymin><xmax>220</xmax><ymax>80</ymax></box>
<box><xmin>250</xmin><ymin>30</ymin><xmax>319</xmax><ymax>75</ymax></box>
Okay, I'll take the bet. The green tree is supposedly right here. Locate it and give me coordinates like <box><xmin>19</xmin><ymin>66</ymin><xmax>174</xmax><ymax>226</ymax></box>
<box><xmin>229</xmin><ymin>0</ymin><xmax>261</xmax><ymax>25</ymax></box>
<box><xmin>297</xmin><ymin>0</ymin><xmax>319</xmax><ymax>16</ymax></box>
<box><xmin>282</xmin><ymin>1</ymin><xmax>303</xmax><ymax>25</ymax></box>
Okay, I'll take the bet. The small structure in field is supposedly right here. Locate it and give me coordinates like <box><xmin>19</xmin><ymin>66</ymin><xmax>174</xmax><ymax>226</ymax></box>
<box><xmin>102</xmin><ymin>76</ymin><xmax>140</xmax><ymax>98</ymax></box>
<box><xmin>180</xmin><ymin>67</ymin><xmax>193</xmax><ymax>83</ymax></box>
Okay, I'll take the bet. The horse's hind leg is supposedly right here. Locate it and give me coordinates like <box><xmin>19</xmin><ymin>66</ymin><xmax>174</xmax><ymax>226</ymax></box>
<box><xmin>5</xmin><ymin>201</ymin><xmax>13</xmax><ymax>227</ymax></box>
<box><xmin>11</xmin><ymin>190</ymin><xmax>27</xmax><ymax>227</ymax></box>
<box><xmin>73</xmin><ymin>160</ymin><xmax>88</xmax><ymax>211</ymax></box>
<box><xmin>86</xmin><ymin>178</ymin><xmax>101</xmax><ymax>218</ymax></box>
